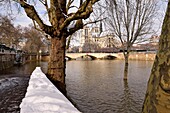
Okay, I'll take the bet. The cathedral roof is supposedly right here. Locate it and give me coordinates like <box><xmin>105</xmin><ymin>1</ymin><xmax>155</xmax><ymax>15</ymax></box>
<box><xmin>99</xmin><ymin>30</ymin><xmax>114</xmax><ymax>37</ymax></box>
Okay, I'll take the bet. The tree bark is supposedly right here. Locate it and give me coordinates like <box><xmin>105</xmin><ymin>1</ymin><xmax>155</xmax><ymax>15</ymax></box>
<box><xmin>142</xmin><ymin>1</ymin><xmax>170</xmax><ymax>113</ymax></box>
<box><xmin>47</xmin><ymin>35</ymin><xmax>66</xmax><ymax>95</ymax></box>
<box><xmin>124</xmin><ymin>53</ymin><xmax>129</xmax><ymax>80</ymax></box>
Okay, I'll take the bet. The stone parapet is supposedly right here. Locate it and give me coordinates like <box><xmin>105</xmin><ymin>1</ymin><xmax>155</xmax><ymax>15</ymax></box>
<box><xmin>20</xmin><ymin>67</ymin><xmax>81</xmax><ymax>113</ymax></box>
<box><xmin>117</xmin><ymin>52</ymin><xmax>156</xmax><ymax>61</ymax></box>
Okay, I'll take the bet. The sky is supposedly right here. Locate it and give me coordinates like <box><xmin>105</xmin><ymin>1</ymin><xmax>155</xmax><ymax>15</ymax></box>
<box><xmin>155</xmin><ymin>1</ymin><xmax>168</xmax><ymax>34</ymax></box>
<box><xmin>0</xmin><ymin>0</ymin><xmax>168</xmax><ymax>47</ymax></box>
<box><xmin>11</xmin><ymin>1</ymin><xmax>168</xmax><ymax>34</ymax></box>
<box><xmin>0</xmin><ymin>1</ymin><xmax>167</xmax><ymax>29</ymax></box>
<box><xmin>9</xmin><ymin>0</ymin><xmax>80</xmax><ymax>27</ymax></box>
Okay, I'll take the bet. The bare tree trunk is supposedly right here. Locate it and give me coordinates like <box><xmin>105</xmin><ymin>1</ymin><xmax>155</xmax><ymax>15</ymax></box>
<box><xmin>124</xmin><ymin>53</ymin><xmax>129</xmax><ymax>80</ymax></box>
<box><xmin>47</xmin><ymin>35</ymin><xmax>66</xmax><ymax>95</ymax></box>
<box><xmin>142</xmin><ymin>1</ymin><xmax>170</xmax><ymax>113</ymax></box>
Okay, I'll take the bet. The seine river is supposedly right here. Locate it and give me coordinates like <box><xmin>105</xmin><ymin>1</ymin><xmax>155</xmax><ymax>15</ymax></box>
<box><xmin>66</xmin><ymin>60</ymin><xmax>153</xmax><ymax>113</ymax></box>
<box><xmin>0</xmin><ymin>60</ymin><xmax>153</xmax><ymax>113</ymax></box>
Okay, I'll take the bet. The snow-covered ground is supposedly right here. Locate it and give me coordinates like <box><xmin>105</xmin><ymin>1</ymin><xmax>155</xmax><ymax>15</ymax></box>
<box><xmin>20</xmin><ymin>67</ymin><xmax>80</xmax><ymax>113</ymax></box>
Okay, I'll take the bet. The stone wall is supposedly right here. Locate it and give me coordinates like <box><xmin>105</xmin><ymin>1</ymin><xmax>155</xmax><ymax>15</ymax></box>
<box><xmin>116</xmin><ymin>52</ymin><xmax>156</xmax><ymax>61</ymax></box>
<box><xmin>0</xmin><ymin>53</ymin><xmax>47</xmax><ymax>70</ymax></box>
<box><xmin>0</xmin><ymin>53</ymin><xmax>15</xmax><ymax>70</ymax></box>
<box><xmin>25</xmin><ymin>54</ymin><xmax>38</xmax><ymax>62</ymax></box>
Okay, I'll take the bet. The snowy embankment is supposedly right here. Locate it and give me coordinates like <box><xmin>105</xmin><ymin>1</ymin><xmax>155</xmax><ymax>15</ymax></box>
<box><xmin>20</xmin><ymin>67</ymin><xmax>80</xmax><ymax>113</ymax></box>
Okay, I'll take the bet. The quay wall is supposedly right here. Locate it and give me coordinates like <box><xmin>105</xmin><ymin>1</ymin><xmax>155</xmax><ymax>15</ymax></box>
<box><xmin>25</xmin><ymin>54</ymin><xmax>38</xmax><ymax>62</ymax></box>
<box><xmin>0</xmin><ymin>53</ymin><xmax>39</xmax><ymax>70</ymax></box>
<box><xmin>0</xmin><ymin>53</ymin><xmax>16</xmax><ymax>70</ymax></box>
<box><xmin>116</xmin><ymin>52</ymin><xmax>156</xmax><ymax>61</ymax></box>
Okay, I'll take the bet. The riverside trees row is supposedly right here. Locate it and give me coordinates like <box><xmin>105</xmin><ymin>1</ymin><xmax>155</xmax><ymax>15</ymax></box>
<box><xmin>0</xmin><ymin>15</ymin><xmax>46</xmax><ymax>54</ymax></box>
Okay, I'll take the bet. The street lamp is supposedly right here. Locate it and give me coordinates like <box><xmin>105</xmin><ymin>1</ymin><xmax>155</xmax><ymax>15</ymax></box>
<box><xmin>39</xmin><ymin>50</ymin><xmax>42</xmax><ymax>61</ymax></box>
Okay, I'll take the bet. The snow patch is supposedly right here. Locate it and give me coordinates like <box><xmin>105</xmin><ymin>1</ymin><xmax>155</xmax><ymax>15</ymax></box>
<box><xmin>0</xmin><ymin>77</ymin><xmax>20</xmax><ymax>89</ymax></box>
<box><xmin>20</xmin><ymin>67</ymin><xmax>81</xmax><ymax>113</ymax></box>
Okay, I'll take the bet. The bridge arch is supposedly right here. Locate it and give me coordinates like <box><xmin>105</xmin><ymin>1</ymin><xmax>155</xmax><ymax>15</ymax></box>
<box><xmin>85</xmin><ymin>55</ymin><xmax>97</xmax><ymax>60</ymax></box>
<box><xmin>102</xmin><ymin>55</ymin><xmax>117</xmax><ymax>60</ymax></box>
<box><xmin>66</xmin><ymin>53</ymin><xmax>118</xmax><ymax>59</ymax></box>
<box><xmin>65</xmin><ymin>56</ymin><xmax>72</xmax><ymax>60</ymax></box>
<box><xmin>75</xmin><ymin>55</ymin><xmax>97</xmax><ymax>60</ymax></box>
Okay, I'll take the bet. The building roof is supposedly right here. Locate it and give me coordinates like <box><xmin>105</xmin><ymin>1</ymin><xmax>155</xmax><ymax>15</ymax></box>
<box><xmin>100</xmin><ymin>30</ymin><xmax>114</xmax><ymax>37</ymax></box>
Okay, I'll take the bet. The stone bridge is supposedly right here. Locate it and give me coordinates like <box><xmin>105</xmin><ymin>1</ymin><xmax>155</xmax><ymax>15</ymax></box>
<box><xmin>66</xmin><ymin>53</ymin><xmax>119</xmax><ymax>59</ymax></box>
<box><xmin>41</xmin><ymin>52</ymin><xmax>156</xmax><ymax>61</ymax></box>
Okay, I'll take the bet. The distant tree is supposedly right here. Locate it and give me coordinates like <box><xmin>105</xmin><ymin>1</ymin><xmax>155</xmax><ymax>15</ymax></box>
<box><xmin>0</xmin><ymin>15</ymin><xmax>22</xmax><ymax>48</ymax></box>
<box><xmin>23</xmin><ymin>26</ymin><xmax>45</xmax><ymax>54</ymax></box>
<box><xmin>1</xmin><ymin>0</ymin><xmax>100</xmax><ymax>93</ymax></box>
<box><xmin>105</xmin><ymin>0</ymin><xmax>158</xmax><ymax>80</ymax></box>
<box><xmin>12</xmin><ymin>25</ymin><xmax>23</xmax><ymax>49</ymax></box>
<box><xmin>142</xmin><ymin>1</ymin><xmax>170</xmax><ymax>112</ymax></box>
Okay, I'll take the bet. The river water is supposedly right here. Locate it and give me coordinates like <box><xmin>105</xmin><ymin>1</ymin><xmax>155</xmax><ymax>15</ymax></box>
<box><xmin>0</xmin><ymin>62</ymin><xmax>47</xmax><ymax>113</ymax></box>
<box><xmin>0</xmin><ymin>60</ymin><xmax>153</xmax><ymax>113</ymax></box>
<box><xmin>66</xmin><ymin>60</ymin><xmax>153</xmax><ymax>113</ymax></box>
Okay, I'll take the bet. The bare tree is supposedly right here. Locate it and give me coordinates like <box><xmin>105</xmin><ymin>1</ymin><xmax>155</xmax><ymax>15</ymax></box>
<box><xmin>23</xmin><ymin>26</ymin><xmax>45</xmax><ymax>54</ymax></box>
<box><xmin>1</xmin><ymin>0</ymin><xmax>100</xmax><ymax>93</ymax></box>
<box><xmin>142</xmin><ymin>1</ymin><xmax>170</xmax><ymax>112</ymax></box>
<box><xmin>0</xmin><ymin>15</ymin><xmax>22</xmax><ymax>48</ymax></box>
<box><xmin>105</xmin><ymin>0</ymin><xmax>158</xmax><ymax>80</ymax></box>
<box><xmin>11</xmin><ymin>25</ymin><xmax>23</xmax><ymax>49</ymax></box>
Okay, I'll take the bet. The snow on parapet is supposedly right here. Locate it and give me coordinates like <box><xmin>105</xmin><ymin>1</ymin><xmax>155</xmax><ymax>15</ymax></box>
<box><xmin>20</xmin><ymin>67</ymin><xmax>80</xmax><ymax>113</ymax></box>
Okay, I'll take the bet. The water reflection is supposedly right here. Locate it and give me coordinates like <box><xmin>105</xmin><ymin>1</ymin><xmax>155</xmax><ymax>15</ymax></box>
<box><xmin>123</xmin><ymin>80</ymin><xmax>131</xmax><ymax>113</ymax></box>
<box><xmin>0</xmin><ymin>61</ymin><xmax>48</xmax><ymax>113</ymax></box>
<box><xmin>118</xmin><ymin>80</ymin><xmax>137</xmax><ymax>113</ymax></box>
<box><xmin>66</xmin><ymin>60</ymin><xmax>153</xmax><ymax>113</ymax></box>
<box><xmin>0</xmin><ymin>61</ymin><xmax>48</xmax><ymax>76</ymax></box>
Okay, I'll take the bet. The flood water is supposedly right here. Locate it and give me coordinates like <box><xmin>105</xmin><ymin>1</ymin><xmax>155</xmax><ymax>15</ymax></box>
<box><xmin>66</xmin><ymin>60</ymin><xmax>153</xmax><ymax>113</ymax></box>
<box><xmin>0</xmin><ymin>62</ymin><xmax>47</xmax><ymax>113</ymax></box>
<box><xmin>0</xmin><ymin>60</ymin><xmax>153</xmax><ymax>113</ymax></box>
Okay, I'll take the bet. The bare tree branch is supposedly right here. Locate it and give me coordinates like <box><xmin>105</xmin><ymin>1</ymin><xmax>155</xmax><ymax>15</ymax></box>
<box><xmin>66</xmin><ymin>0</ymin><xmax>74</xmax><ymax>13</ymax></box>
<box><xmin>17</xmin><ymin>0</ymin><xmax>54</xmax><ymax>35</ymax></box>
<box><xmin>60</xmin><ymin>0</ymin><xmax>100</xmax><ymax>32</ymax></box>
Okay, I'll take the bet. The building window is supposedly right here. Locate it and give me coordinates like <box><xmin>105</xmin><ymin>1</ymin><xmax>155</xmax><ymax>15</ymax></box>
<box><xmin>85</xmin><ymin>29</ymin><xmax>88</xmax><ymax>38</ymax></box>
<box><xmin>85</xmin><ymin>28</ymin><xmax>88</xmax><ymax>40</ymax></box>
<box><xmin>95</xmin><ymin>28</ymin><xmax>98</xmax><ymax>33</ymax></box>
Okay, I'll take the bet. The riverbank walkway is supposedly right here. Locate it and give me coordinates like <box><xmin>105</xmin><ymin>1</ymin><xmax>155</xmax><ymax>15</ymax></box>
<box><xmin>20</xmin><ymin>67</ymin><xmax>80</xmax><ymax>113</ymax></box>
